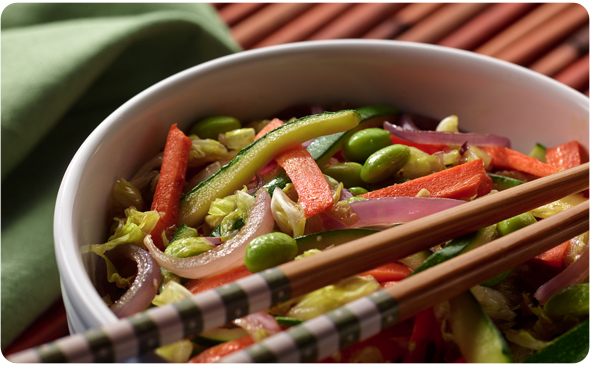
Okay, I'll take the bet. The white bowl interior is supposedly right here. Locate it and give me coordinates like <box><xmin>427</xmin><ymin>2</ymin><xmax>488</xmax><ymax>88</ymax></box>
<box><xmin>54</xmin><ymin>40</ymin><xmax>589</xmax><ymax>333</ymax></box>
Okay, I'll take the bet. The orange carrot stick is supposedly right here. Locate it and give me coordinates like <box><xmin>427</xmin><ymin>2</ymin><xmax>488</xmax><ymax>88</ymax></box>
<box><xmin>361</xmin><ymin>159</ymin><xmax>487</xmax><ymax>200</ymax></box>
<box><xmin>482</xmin><ymin>145</ymin><xmax>559</xmax><ymax>177</ymax></box>
<box><xmin>360</xmin><ymin>262</ymin><xmax>413</xmax><ymax>282</ymax></box>
<box><xmin>151</xmin><ymin>124</ymin><xmax>193</xmax><ymax>250</ymax></box>
<box><xmin>254</xmin><ymin>118</ymin><xmax>284</xmax><ymax>140</ymax></box>
<box><xmin>185</xmin><ymin>265</ymin><xmax>252</xmax><ymax>294</ymax></box>
<box><xmin>546</xmin><ymin>140</ymin><xmax>589</xmax><ymax>171</ymax></box>
<box><xmin>275</xmin><ymin>146</ymin><xmax>334</xmax><ymax>217</ymax></box>
<box><xmin>530</xmin><ymin>241</ymin><xmax>570</xmax><ymax>268</ymax></box>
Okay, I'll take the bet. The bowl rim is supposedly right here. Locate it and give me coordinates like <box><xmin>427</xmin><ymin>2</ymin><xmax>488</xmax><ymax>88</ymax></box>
<box><xmin>53</xmin><ymin>39</ymin><xmax>589</xmax><ymax>331</ymax></box>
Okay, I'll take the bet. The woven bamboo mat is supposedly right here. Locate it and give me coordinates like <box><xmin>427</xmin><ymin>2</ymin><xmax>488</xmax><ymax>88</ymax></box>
<box><xmin>214</xmin><ymin>3</ymin><xmax>589</xmax><ymax>94</ymax></box>
<box><xmin>3</xmin><ymin>2</ymin><xmax>588</xmax><ymax>358</ymax></box>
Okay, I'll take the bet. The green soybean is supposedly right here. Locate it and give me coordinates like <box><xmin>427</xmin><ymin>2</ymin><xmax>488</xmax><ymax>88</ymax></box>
<box><xmin>497</xmin><ymin>212</ymin><xmax>536</xmax><ymax>236</ymax></box>
<box><xmin>342</xmin><ymin>128</ymin><xmax>392</xmax><ymax>163</ymax></box>
<box><xmin>544</xmin><ymin>283</ymin><xmax>589</xmax><ymax>320</ymax></box>
<box><xmin>190</xmin><ymin>116</ymin><xmax>242</xmax><ymax>140</ymax></box>
<box><xmin>361</xmin><ymin>144</ymin><xmax>410</xmax><ymax>183</ymax></box>
<box><xmin>322</xmin><ymin>162</ymin><xmax>364</xmax><ymax>188</ymax></box>
<box><xmin>348</xmin><ymin>186</ymin><xmax>368</xmax><ymax>195</ymax></box>
<box><xmin>244</xmin><ymin>232</ymin><xmax>298</xmax><ymax>273</ymax></box>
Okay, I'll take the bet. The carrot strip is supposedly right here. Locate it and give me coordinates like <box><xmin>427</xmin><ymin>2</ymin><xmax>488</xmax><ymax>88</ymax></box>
<box><xmin>361</xmin><ymin>159</ymin><xmax>486</xmax><ymax>200</ymax></box>
<box><xmin>360</xmin><ymin>262</ymin><xmax>413</xmax><ymax>282</ymax></box>
<box><xmin>185</xmin><ymin>265</ymin><xmax>252</xmax><ymax>294</ymax></box>
<box><xmin>530</xmin><ymin>241</ymin><xmax>570</xmax><ymax>268</ymax></box>
<box><xmin>390</xmin><ymin>134</ymin><xmax>447</xmax><ymax>155</ymax></box>
<box><xmin>254</xmin><ymin>118</ymin><xmax>284</xmax><ymax>140</ymax></box>
<box><xmin>481</xmin><ymin>145</ymin><xmax>558</xmax><ymax>177</ymax></box>
<box><xmin>150</xmin><ymin>124</ymin><xmax>193</xmax><ymax>250</ymax></box>
<box><xmin>477</xmin><ymin>172</ymin><xmax>494</xmax><ymax>197</ymax></box>
<box><xmin>276</xmin><ymin>146</ymin><xmax>334</xmax><ymax>217</ymax></box>
<box><xmin>546</xmin><ymin>140</ymin><xmax>589</xmax><ymax>171</ymax></box>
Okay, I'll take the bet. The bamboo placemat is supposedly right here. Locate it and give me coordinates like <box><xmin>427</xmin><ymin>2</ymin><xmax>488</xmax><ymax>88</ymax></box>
<box><xmin>214</xmin><ymin>2</ymin><xmax>589</xmax><ymax>94</ymax></box>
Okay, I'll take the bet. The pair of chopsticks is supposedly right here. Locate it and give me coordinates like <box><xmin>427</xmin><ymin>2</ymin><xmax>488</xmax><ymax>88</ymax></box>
<box><xmin>8</xmin><ymin>162</ymin><xmax>589</xmax><ymax>363</ymax></box>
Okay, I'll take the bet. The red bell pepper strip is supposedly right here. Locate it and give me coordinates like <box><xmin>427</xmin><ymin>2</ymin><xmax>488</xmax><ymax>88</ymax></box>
<box><xmin>254</xmin><ymin>118</ymin><xmax>284</xmax><ymax>141</ymax></box>
<box><xmin>189</xmin><ymin>336</ymin><xmax>255</xmax><ymax>363</ymax></box>
<box><xmin>546</xmin><ymin>140</ymin><xmax>589</xmax><ymax>171</ymax></box>
<box><xmin>403</xmin><ymin>307</ymin><xmax>437</xmax><ymax>363</ymax></box>
<box><xmin>184</xmin><ymin>265</ymin><xmax>252</xmax><ymax>294</ymax></box>
<box><xmin>390</xmin><ymin>134</ymin><xmax>447</xmax><ymax>155</ymax></box>
<box><xmin>151</xmin><ymin>124</ymin><xmax>193</xmax><ymax>250</ymax></box>
<box><xmin>477</xmin><ymin>172</ymin><xmax>494</xmax><ymax>197</ymax></box>
<box><xmin>530</xmin><ymin>241</ymin><xmax>570</xmax><ymax>268</ymax></box>
<box><xmin>360</xmin><ymin>262</ymin><xmax>413</xmax><ymax>282</ymax></box>
<box><xmin>361</xmin><ymin>159</ymin><xmax>487</xmax><ymax>200</ymax></box>
<box><xmin>276</xmin><ymin>146</ymin><xmax>334</xmax><ymax>217</ymax></box>
<box><xmin>481</xmin><ymin>145</ymin><xmax>558</xmax><ymax>177</ymax></box>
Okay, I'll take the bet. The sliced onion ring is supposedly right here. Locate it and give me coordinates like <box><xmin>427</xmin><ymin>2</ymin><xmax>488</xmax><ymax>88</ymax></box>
<box><xmin>145</xmin><ymin>189</ymin><xmax>274</xmax><ymax>279</ymax></box>
<box><xmin>534</xmin><ymin>246</ymin><xmax>589</xmax><ymax>305</ymax></box>
<box><xmin>109</xmin><ymin>244</ymin><xmax>162</xmax><ymax>318</ymax></box>
<box><xmin>384</xmin><ymin>122</ymin><xmax>511</xmax><ymax>148</ymax></box>
<box><xmin>233</xmin><ymin>312</ymin><xmax>282</xmax><ymax>341</ymax></box>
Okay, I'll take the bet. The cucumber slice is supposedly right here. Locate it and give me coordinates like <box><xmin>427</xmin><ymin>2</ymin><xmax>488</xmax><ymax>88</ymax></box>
<box><xmin>528</xmin><ymin>143</ymin><xmax>547</xmax><ymax>162</ymax></box>
<box><xmin>307</xmin><ymin>105</ymin><xmax>400</xmax><ymax>167</ymax></box>
<box><xmin>179</xmin><ymin>110</ymin><xmax>362</xmax><ymax>227</ymax></box>
<box><xmin>524</xmin><ymin>320</ymin><xmax>589</xmax><ymax>363</ymax></box>
<box><xmin>449</xmin><ymin>291</ymin><xmax>512</xmax><ymax>363</ymax></box>
<box><xmin>274</xmin><ymin>316</ymin><xmax>304</xmax><ymax>327</ymax></box>
<box><xmin>488</xmin><ymin>173</ymin><xmax>525</xmax><ymax>191</ymax></box>
<box><xmin>294</xmin><ymin>228</ymin><xmax>379</xmax><ymax>255</ymax></box>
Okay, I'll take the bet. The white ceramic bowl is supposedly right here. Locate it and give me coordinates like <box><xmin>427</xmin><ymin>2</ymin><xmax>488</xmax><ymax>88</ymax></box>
<box><xmin>54</xmin><ymin>39</ymin><xmax>589</xmax><ymax>342</ymax></box>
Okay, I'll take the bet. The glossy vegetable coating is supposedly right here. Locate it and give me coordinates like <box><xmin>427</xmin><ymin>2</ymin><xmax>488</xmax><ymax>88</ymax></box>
<box><xmin>322</xmin><ymin>162</ymin><xmax>364</xmax><ymax>188</ymax></box>
<box><xmin>244</xmin><ymin>232</ymin><xmax>298</xmax><ymax>273</ymax></box>
<box><xmin>342</xmin><ymin>128</ymin><xmax>392</xmax><ymax>163</ymax></box>
<box><xmin>190</xmin><ymin>116</ymin><xmax>242</xmax><ymax>140</ymax></box>
<box><xmin>360</xmin><ymin>144</ymin><xmax>410</xmax><ymax>183</ymax></box>
<box><xmin>497</xmin><ymin>212</ymin><xmax>537</xmax><ymax>236</ymax></box>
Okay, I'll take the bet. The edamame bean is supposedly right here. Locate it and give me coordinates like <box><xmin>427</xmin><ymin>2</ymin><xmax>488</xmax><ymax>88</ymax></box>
<box><xmin>244</xmin><ymin>232</ymin><xmax>298</xmax><ymax>273</ymax></box>
<box><xmin>360</xmin><ymin>144</ymin><xmax>410</xmax><ymax>183</ymax></box>
<box><xmin>497</xmin><ymin>212</ymin><xmax>536</xmax><ymax>236</ymax></box>
<box><xmin>544</xmin><ymin>283</ymin><xmax>589</xmax><ymax>320</ymax></box>
<box><xmin>348</xmin><ymin>186</ymin><xmax>368</xmax><ymax>195</ymax></box>
<box><xmin>322</xmin><ymin>162</ymin><xmax>364</xmax><ymax>188</ymax></box>
<box><xmin>190</xmin><ymin>116</ymin><xmax>241</xmax><ymax>140</ymax></box>
<box><xmin>342</xmin><ymin>128</ymin><xmax>392</xmax><ymax>163</ymax></box>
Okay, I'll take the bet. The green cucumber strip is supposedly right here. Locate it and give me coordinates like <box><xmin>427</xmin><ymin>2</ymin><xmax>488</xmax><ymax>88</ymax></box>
<box><xmin>307</xmin><ymin>105</ymin><xmax>400</xmax><ymax>167</ymax></box>
<box><xmin>170</xmin><ymin>224</ymin><xmax>199</xmax><ymax>243</ymax></box>
<box><xmin>449</xmin><ymin>291</ymin><xmax>512</xmax><ymax>363</ymax></box>
<box><xmin>410</xmin><ymin>232</ymin><xmax>476</xmax><ymax>276</ymax></box>
<box><xmin>179</xmin><ymin>110</ymin><xmax>362</xmax><ymax>227</ymax></box>
<box><xmin>489</xmin><ymin>173</ymin><xmax>524</xmax><ymax>191</ymax></box>
<box><xmin>528</xmin><ymin>142</ymin><xmax>547</xmax><ymax>163</ymax></box>
<box><xmin>274</xmin><ymin>316</ymin><xmax>304</xmax><ymax>327</ymax></box>
<box><xmin>294</xmin><ymin>228</ymin><xmax>379</xmax><ymax>255</ymax></box>
<box><xmin>524</xmin><ymin>320</ymin><xmax>589</xmax><ymax>363</ymax></box>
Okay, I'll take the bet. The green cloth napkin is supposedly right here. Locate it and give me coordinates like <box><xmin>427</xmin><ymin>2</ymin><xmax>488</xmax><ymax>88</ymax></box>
<box><xmin>1</xmin><ymin>3</ymin><xmax>240</xmax><ymax>349</ymax></box>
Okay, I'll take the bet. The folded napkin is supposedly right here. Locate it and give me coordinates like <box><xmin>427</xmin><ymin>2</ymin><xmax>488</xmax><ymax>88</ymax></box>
<box><xmin>1</xmin><ymin>3</ymin><xmax>240</xmax><ymax>349</ymax></box>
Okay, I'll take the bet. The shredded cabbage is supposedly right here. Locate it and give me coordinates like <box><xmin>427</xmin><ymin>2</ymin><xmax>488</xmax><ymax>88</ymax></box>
<box><xmin>531</xmin><ymin>194</ymin><xmax>587</xmax><ymax>219</ymax></box>
<box><xmin>204</xmin><ymin>187</ymin><xmax>255</xmax><ymax>238</ymax></box>
<box><xmin>219</xmin><ymin>128</ymin><xmax>255</xmax><ymax>150</ymax></box>
<box><xmin>470</xmin><ymin>285</ymin><xmax>517</xmax><ymax>321</ymax></box>
<box><xmin>188</xmin><ymin>137</ymin><xmax>230</xmax><ymax>167</ymax></box>
<box><xmin>164</xmin><ymin>237</ymin><xmax>214</xmax><ymax>258</ymax></box>
<box><xmin>270</xmin><ymin>187</ymin><xmax>306</xmax><ymax>238</ymax></box>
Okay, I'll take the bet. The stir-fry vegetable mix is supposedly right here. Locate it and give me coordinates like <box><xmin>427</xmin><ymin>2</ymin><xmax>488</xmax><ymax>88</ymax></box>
<box><xmin>92</xmin><ymin>104</ymin><xmax>589</xmax><ymax>363</ymax></box>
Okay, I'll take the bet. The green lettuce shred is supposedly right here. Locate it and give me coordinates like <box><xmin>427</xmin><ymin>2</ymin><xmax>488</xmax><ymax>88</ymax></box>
<box><xmin>219</xmin><ymin>128</ymin><xmax>256</xmax><ymax>150</ymax></box>
<box><xmin>204</xmin><ymin>187</ymin><xmax>255</xmax><ymax>239</ymax></box>
<box><xmin>188</xmin><ymin>137</ymin><xmax>230</xmax><ymax>167</ymax></box>
<box><xmin>270</xmin><ymin>187</ymin><xmax>306</xmax><ymax>238</ymax></box>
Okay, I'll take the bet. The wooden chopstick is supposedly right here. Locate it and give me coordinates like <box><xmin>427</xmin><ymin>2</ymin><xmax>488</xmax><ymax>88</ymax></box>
<box><xmin>554</xmin><ymin>53</ymin><xmax>590</xmax><ymax>92</ymax></box>
<box><xmin>8</xmin><ymin>163</ymin><xmax>589</xmax><ymax>363</ymax></box>
<box><xmin>217</xmin><ymin>3</ymin><xmax>267</xmax><ymax>27</ymax></box>
<box><xmin>222</xmin><ymin>200</ymin><xmax>589</xmax><ymax>363</ymax></box>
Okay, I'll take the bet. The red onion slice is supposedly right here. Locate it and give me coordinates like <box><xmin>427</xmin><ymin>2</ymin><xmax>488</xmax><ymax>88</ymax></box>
<box><xmin>384</xmin><ymin>122</ymin><xmax>511</xmax><ymax>148</ymax></box>
<box><xmin>349</xmin><ymin>197</ymin><xmax>466</xmax><ymax>228</ymax></box>
<box><xmin>233</xmin><ymin>312</ymin><xmax>282</xmax><ymax>341</ymax></box>
<box><xmin>109</xmin><ymin>244</ymin><xmax>162</xmax><ymax>318</ymax></box>
<box><xmin>534</xmin><ymin>246</ymin><xmax>589</xmax><ymax>305</ymax></box>
<box><xmin>145</xmin><ymin>189</ymin><xmax>274</xmax><ymax>279</ymax></box>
